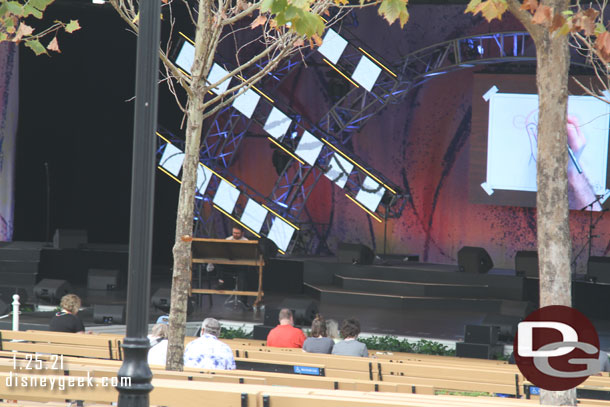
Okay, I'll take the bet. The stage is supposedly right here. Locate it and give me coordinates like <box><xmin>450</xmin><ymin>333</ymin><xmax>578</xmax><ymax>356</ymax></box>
<box><xmin>2</xmin><ymin>242</ymin><xmax>610</xmax><ymax>350</ymax></box>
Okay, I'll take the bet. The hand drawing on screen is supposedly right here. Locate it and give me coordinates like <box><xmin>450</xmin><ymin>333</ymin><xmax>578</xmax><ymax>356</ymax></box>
<box><xmin>566</xmin><ymin>116</ymin><xmax>601</xmax><ymax>211</ymax></box>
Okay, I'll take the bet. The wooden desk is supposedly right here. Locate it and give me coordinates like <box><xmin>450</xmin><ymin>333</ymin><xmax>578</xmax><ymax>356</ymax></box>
<box><xmin>190</xmin><ymin>238</ymin><xmax>265</xmax><ymax>306</ymax></box>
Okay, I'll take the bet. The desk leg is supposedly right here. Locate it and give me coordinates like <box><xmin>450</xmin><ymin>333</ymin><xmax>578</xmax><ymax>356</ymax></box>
<box><xmin>254</xmin><ymin>262</ymin><xmax>263</xmax><ymax>307</ymax></box>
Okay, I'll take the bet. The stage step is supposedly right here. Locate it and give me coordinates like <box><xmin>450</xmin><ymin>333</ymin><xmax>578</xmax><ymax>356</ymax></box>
<box><xmin>0</xmin><ymin>260</ymin><xmax>39</xmax><ymax>274</ymax></box>
<box><xmin>304</xmin><ymin>261</ymin><xmax>525</xmax><ymax>300</ymax></box>
<box><xmin>0</xmin><ymin>241</ymin><xmax>45</xmax><ymax>261</ymax></box>
<box><xmin>304</xmin><ymin>282</ymin><xmax>531</xmax><ymax>315</ymax></box>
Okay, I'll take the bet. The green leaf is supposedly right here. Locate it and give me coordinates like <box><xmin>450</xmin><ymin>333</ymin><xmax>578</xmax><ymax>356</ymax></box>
<box><xmin>29</xmin><ymin>0</ymin><xmax>54</xmax><ymax>11</ymax></box>
<box><xmin>0</xmin><ymin>32</ymin><xmax>8</xmax><ymax>42</ymax></box>
<box><xmin>65</xmin><ymin>19</ymin><xmax>81</xmax><ymax>33</ymax></box>
<box><xmin>22</xmin><ymin>4</ymin><xmax>43</xmax><ymax>18</ymax></box>
<box><xmin>260</xmin><ymin>0</ymin><xmax>274</xmax><ymax>13</ymax></box>
<box><xmin>5</xmin><ymin>1</ymin><xmax>23</xmax><ymax>16</ymax></box>
<box><xmin>561</xmin><ymin>10</ymin><xmax>574</xmax><ymax>17</ymax></box>
<box><xmin>595</xmin><ymin>22</ymin><xmax>607</xmax><ymax>36</ymax></box>
<box><xmin>24</xmin><ymin>39</ymin><xmax>47</xmax><ymax>55</ymax></box>
<box><xmin>284</xmin><ymin>5</ymin><xmax>298</xmax><ymax>20</ymax></box>
<box><xmin>465</xmin><ymin>0</ymin><xmax>482</xmax><ymax>14</ymax></box>
<box><xmin>289</xmin><ymin>0</ymin><xmax>309</xmax><ymax>9</ymax></box>
<box><xmin>271</xmin><ymin>0</ymin><xmax>287</xmax><ymax>14</ymax></box>
<box><xmin>378</xmin><ymin>0</ymin><xmax>409</xmax><ymax>28</ymax></box>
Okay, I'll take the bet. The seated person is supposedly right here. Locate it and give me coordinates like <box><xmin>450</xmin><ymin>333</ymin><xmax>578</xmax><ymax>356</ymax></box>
<box><xmin>303</xmin><ymin>314</ymin><xmax>334</xmax><ymax>354</ymax></box>
<box><xmin>148</xmin><ymin>317</ymin><xmax>169</xmax><ymax>366</ymax></box>
<box><xmin>326</xmin><ymin>319</ymin><xmax>340</xmax><ymax>343</ymax></box>
<box><xmin>332</xmin><ymin>318</ymin><xmax>368</xmax><ymax>357</ymax></box>
<box><xmin>49</xmin><ymin>294</ymin><xmax>85</xmax><ymax>333</ymax></box>
<box><xmin>266</xmin><ymin>308</ymin><xmax>306</xmax><ymax>348</ymax></box>
<box><xmin>184</xmin><ymin>318</ymin><xmax>235</xmax><ymax>370</ymax></box>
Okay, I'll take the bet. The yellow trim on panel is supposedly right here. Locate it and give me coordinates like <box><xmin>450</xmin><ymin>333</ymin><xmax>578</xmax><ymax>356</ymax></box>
<box><xmin>156</xmin><ymin>132</ymin><xmax>171</xmax><ymax>145</ymax></box>
<box><xmin>237</xmin><ymin>75</ymin><xmax>274</xmax><ymax>104</ymax></box>
<box><xmin>199</xmin><ymin>163</ymin><xmax>237</xmax><ymax>189</ymax></box>
<box><xmin>357</xmin><ymin>47</ymin><xmax>397</xmax><ymax>78</ymax></box>
<box><xmin>262</xmin><ymin>204</ymin><xmax>300</xmax><ymax>231</ymax></box>
<box><xmin>345</xmin><ymin>194</ymin><xmax>382</xmax><ymax>223</ymax></box>
<box><xmin>321</xmin><ymin>138</ymin><xmax>396</xmax><ymax>195</ymax></box>
<box><xmin>267</xmin><ymin>137</ymin><xmax>305</xmax><ymax>165</ymax></box>
<box><xmin>158</xmin><ymin>166</ymin><xmax>181</xmax><ymax>184</ymax></box>
<box><xmin>212</xmin><ymin>204</ymin><xmax>261</xmax><ymax>238</ymax></box>
<box><xmin>178</xmin><ymin>32</ymin><xmax>195</xmax><ymax>45</ymax></box>
<box><xmin>323</xmin><ymin>58</ymin><xmax>359</xmax><ymax>88</ymax></box>
<box><xmin>278</xmin><ymin>249</ymin><xmax>286</xmax><ymax>255</ymax></box>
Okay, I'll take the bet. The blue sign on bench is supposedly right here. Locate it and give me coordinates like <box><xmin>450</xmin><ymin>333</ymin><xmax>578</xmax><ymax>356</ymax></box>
<box><xmin>294</xmin><ymin>365</ymin><xmax>320</xmax><ymax>375</ymax></box>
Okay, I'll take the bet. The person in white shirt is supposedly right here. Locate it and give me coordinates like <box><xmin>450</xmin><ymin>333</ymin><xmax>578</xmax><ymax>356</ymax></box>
<box><xmin>184</xmin><ymin>318</ymin><xmax>236</xmax><ymax>370</ymax></box>
<box><xmin>147</xmin><ymin>316</ymin><xmax>169</xmax><ymax>366</ymax></box>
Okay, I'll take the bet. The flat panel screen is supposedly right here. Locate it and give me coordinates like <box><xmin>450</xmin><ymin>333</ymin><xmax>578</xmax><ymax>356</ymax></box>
<box><xmin>324</xmin><ymin>153</ymin><xmax>353</xmax><ymax>189</ymax></box>
<box><xmin>263</xmin><ymin>107</ymin><xmax>292</xmax><ymax>140</ymax></box>
<box><xmin>159</xmin><ymin>143</ymin><xmax>184</xmax><ymax>177</ymax></box>
<box><xmin>196</xmin><ymin>164</ymin><xmax>213</xmax><ymax>195</ymax></box>
<box><xmin>318</xmin><ymin>29</ymin><xmax>348</xmax><ymax>65</ymax></box>
<box><xmin>213</xmin><ymin>180</ymin><xmax>240</xmax><ymax>214</ymax></box>
<box><xmin>232</xmin><ymin>88</ymin><xmax>260</xmax><ymax>119</ymax></box>
<box><xmin>351</xmin><ymin>56</ymin><xmax>382</xmax><ymax>92</ymax></box>
<box><xmin>207</xmin><ymin>63</ymin><xmax>231</xmax><ymax>95</ymax></box>
<box><xmin>355</xmin><ymin>176</ymin><xmax>385</xmax><ymax>212</ymax></box>
<box><xmin>295</xmin><ymin>131</ymin><xmax>323</xmax><ymax>166</ymax></box>
<box><xmin>267</xmin><ymin>217</ymin><xmax>295</xmax><ymax>252</ymax></box>
<box><xmin>175</xmin><ymin>41</ymin><xmax>194</xmax><ymax>74</ymax></box>
<box><xmin>241</xmin><ymin>199</ymin><xmax>268</xmax><ymax>234</ymax></box>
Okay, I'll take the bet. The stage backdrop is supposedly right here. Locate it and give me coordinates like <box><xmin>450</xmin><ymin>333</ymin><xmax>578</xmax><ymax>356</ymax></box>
<box><xmin>223</xmin><ymin>5</ymin><xmax>610</xmax><ymax>273</ymax></box>
<box><xmin>0</xmin><ymin>42</ymin><xmax>18</xmax><ymax>241</ymax></box>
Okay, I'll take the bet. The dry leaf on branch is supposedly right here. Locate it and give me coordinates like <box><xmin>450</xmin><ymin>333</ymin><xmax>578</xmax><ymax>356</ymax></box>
<box><xmin>250</xmin><ymin>15</ymin><xmax>267</xmax><ymax>29</ymax></box>
<box><xmin>520</xmin><ymin>0</ymin><xmax>538</xmax><ymax>14</ymax></box>
<box><xmin>550</xmin><ymin>13</ymin><xmax>565</xmax><ymax>33</ymax></box>
<box><xmin>531</xmin><ymin>4</ymin><xmax>552</xmax><ymax>26</ymax></box>
<box><xmin>13</xmin><ymin>23</ymin><xmax>34</xmax><ymax>42</ymax></box>
<box><xmin>47</xmin><ymin>37</ymin><xmax>61</xmax><ymax>53</ymax></box>
<box><xmin>595</xmin><ymin>31</ymin><xmax>610</xmax><ymax>63</ymax></box>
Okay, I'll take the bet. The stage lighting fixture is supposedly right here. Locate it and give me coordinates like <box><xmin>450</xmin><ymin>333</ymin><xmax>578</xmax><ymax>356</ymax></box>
<box><xmin>355</xmin><ymin>176</ymin><xmax>385</xmax><ymax>213</ymax></box>
<box><xmin>317</xmin><ymin>28</ymin><xmax>348</xmax><ymax>64</ymax></box>
<box><xmin>267</xmin><ymin>217</ymin><xmax>296</xmax><ymax>252</ymax></box>
<box><xmin>295</xmin><ymin>131</ymin><xmax>323</xmax><ymax>167</ymax></box>
<box><xmin>351</xmin><ymin>55</ymin><xmax>382</xmax><ymax>92</ymax></box>
<box><xmin>263</xmin><ymin>107</ymin><xmax>292</xmax><ymax>140</ymax></box>
<box><xmin>240</xmin><ymin>198</ymin><xmax>268</xmax><ymax>234</ymax></box>
<box><xmin>196</xmin><ymin>163</ymin><xmax>213</xmax><ymax>195</ymax></box>
<box><xmin>324</xmin><ymin>153</ymin><xmax>353</xmax><ymax>188</ymax></box>
<box><xmin>213</xmin><ymin>180</ymin><xmax>240</xmax><ymax>214</ymax></box>
<box><xmin>232</xmin><ymin>88</ymin><xmax>260</xmax><ymax>119</ymax></box>
<box><xmin>159</xmin><ymin>143</ymin><xmax>185</xmax><ymax>177</ymax></box>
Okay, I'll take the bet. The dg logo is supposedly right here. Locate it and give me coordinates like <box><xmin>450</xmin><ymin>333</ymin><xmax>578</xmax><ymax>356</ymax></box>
<box><xmin>514</xmin><ymin>305</ymin><xmax>600</xmax><ymax>391</ymax></box>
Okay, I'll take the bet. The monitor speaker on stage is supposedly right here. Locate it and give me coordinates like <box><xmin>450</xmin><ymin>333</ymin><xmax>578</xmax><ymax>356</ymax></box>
<box><xmin>277</xmin><ymin>298</ymin><xmax>319</xmax><ymax>326</ymax></box>
<box><xmin>87</xmin><ymin>268</ymin><xmax>120</xmax><ymax>290</ymax></box>
<box><xmin>53</xmin><ymin>229</ymin><xmax>88</xmax><ymax>249</ymax></box>
<box><xmin>93</xmin><ymin>304</ymin><xmax>125</xmax><ymax>324</ymax></box>
<box><xmin>455</xmin><ymin>342</ymin><xmax>504</xmax><ymax>359</ymax></box>
<box><xmin>457</xmin><ymin>247</ymin><xmax>493</xmax><ymax>274</ymax></box>
<box><xmin>464</xmin><ymin>325</ymin><xmax>499</xmax><ymax>345</ymax></box>
<box><xmin>151</xmin><ymin>288</ymin><xmax>171</xmax><ymax>312</ymax></box>
<box><xmin>587</xmin><ymin>256</ymin><xmax>610</xmax><ymax>283</ymax></box>
<box><xmin>515</xmin><ymin>251</ymin><xmax>538</xmax><ymax>278</ymax></box>
<box><xmin>34</xmin><ymin>279</ymin><xmax>71</xmax><ymax>302</ymax></box>
<box><xmin>337</xmin><ymin>242</ymin><xmax>374</xmax><ymax>265</ymax></box>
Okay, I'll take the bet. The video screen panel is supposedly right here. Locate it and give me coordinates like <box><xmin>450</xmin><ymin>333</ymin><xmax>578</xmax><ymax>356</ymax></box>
<box><xmin>470</xmin><ymin>74</ymin><xmax>610</xmax><ymax>211</ymax></box>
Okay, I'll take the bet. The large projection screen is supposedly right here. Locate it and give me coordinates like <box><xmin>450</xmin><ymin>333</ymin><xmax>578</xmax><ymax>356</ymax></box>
<box><xmin>470</xmin><ymin>74</ymin><xmax>610</xmax><ymax>211</ymax></box>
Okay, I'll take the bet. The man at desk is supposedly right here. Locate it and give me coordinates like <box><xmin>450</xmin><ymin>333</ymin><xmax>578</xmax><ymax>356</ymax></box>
<box><xmin>207</xmin><ymin>225</ymin><xmax>252</xmax><ymax>310</ymax></box>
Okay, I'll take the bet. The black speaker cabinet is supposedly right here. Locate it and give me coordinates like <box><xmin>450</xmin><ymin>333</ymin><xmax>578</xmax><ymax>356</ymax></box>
<box><xmin>457</xmin><ymin>247</ymin><xmax>493</xmax><ymax>274</ymax></box>
<box><xmin>264</xmin><ymin>307</ymin><xmax>281</xmax><ymax>326</ymax></box>
<box><xmin>53</xmin><ymin>229</ymin><xmax>88</xmax><ymax>249</ymax></box>
<box><xmin>587</xmin><ymin>256</ymin><xmax>610</xmax><ymax>283</ymax></box>
<box><xmin>253</xmin><ymin>325</ymin><xmax>274</xmax><ymax>340</ymax></box>
<box><xmin>464</xmin><ymin>325</ymin><xmax>500</xmax><ymax>345</ymax></box>
<box><xmin>88</xmin><ymin>268</ymin><xmax>120</xmax><ymax>290</ymax></box>
<box><xmin>273</xmin><ymin>298</ymin><xmax>319</xmax><ymax>326</ymax></box>
<box><xmin>34</xmin><ymin>279</ymin><xmax>71</xmax><ymax>302</ymax></box>
<box><xmin>93</xmin><ymin>304</ymin><xmax>125</xmax><ymax>324</ymax></box>
<box><xmin>515</xmin><ymin>251</ymin><xmax>538</xmax><ymax>278</ymax></box>
<box><xmin>455</xmin><ymin>342</ymin><xmax>504</xmax><ymax>359</ymax></box>
<box><xmin>337</xmin><ymin>242</ymin><xmax>375</xmax><ymax>265</ymax></box>
<box><xmin>151</xmin><ymin>288</ymin><xmax>171</xmax><ymax>312</ymax></box>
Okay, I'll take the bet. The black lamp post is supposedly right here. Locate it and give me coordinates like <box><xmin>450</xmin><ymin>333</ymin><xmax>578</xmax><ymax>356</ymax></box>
<box><xmin>117</xmin><ymin>0</ymin><xmax>161</xmax><ymax>406</ymax></box>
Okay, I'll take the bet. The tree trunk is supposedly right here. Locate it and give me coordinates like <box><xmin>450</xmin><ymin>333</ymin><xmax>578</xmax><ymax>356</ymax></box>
<box><xmin>532</xmin><ymin>1</ymin><xmax>575</xmax><ymax>404</ymax></box>
<box><xmin>166</xmin><ymin>0</ymin><xmax>215</xmax><ymax>371</ymax></box>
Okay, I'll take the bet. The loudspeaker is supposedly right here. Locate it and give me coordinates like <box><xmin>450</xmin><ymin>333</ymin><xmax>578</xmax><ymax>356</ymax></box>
<box><xmin>253</xmin><ymin>325</ymin><xmax>274</xmax><ymax>340</ymax></box>
<box><xmin>464</xmin><ymin>325</ymin><xmax>499</xmax><ymax>345</ymax></box>
<box><xmin>87</xmin><ymin>268</ymin><xmax>120</xmax><ymax>290</ymax></box>
<box><xmin>93</xmin><ymin>304</ymin><xmax>125</xmax><ymax>324</ymax></box>
<box><xmin>337</xmin><ymin>242</ymin><xmax>374</xmax><ymax>265</ymax></box>
<box><xmin>515</xmin><ymin>251</ymin><xmax>538</xmax><ymax>278</ymax></box>
<box><xmin>53</xmin><ymin>229</ymin><xmax>88</xmax><ymax>249</ymax></box>
<box><xmin>264</xmin><ymin>307</ymin><xmax>281</xmax><ymax>326</ymax></box>
<box><xmin>151</xmin><ymin>288</ymin><xmax>171</xmax><ymax>312</ymax></box>
<box><xmin>457</xmin><ymin>247</ymin><xmax>493</xmax><ymax>274</ymax></box>
<box><xmin>278</xmin><ymin>298</ymin><xmax>319</xmax><ymax>326</ymax></box>
<box><xmin>34</xmin><ymin>279</ymin><xmax>71</xmax><ymax>302</ymax></box>
<box><xmin>587</xmin><ymin>256</ymin><xmax>610</xmax><ymax>283</ymax></box>
<box><xmin>455</xmin><ymin>342</ymin><xmax>504</xmax><ymax>359</ymax></box>
<box><xmin>150</xmin><ymin>287</ymin><xmax>194</xmax><ymax>315</ymax></box>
